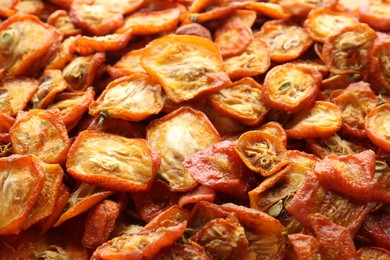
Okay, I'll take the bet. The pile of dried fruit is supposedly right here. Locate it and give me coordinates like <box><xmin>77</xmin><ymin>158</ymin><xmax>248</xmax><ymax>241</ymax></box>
<box><xmin>0</xmin><ymin>0</ymin><xmax>390</xmax><ymax>259</ymax></box>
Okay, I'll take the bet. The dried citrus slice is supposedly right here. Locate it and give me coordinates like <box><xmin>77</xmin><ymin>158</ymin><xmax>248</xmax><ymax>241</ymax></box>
<box><xmin>365</xmin><ymin>103</ymin><xmax>390</xmax><ymax>152</ymax></box>
<box><xmin>89</xmin><ymin>73</ymin><xmax>163</xmax><ymax>122</ymax></box>
<box><xmin>141</xmin><ymin>35</ymin><xmax>230</xmax><ymax>103</ymax></box>
<box><xmin>67</xmin><ymin>130</ymin><xmax>160</xmax><ymax>192</ymax></box>
<box><xmin>106</xmin><ymin>48</ymin><xmax>146</xmax><ymax>79</ymax></box>
<box><xmin>358</xmin><ymin>0</ymin><xmax>390</xmax><ymax>31</ymax></box>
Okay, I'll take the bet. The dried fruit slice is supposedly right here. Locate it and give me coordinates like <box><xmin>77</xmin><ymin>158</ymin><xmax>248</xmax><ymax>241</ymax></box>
<box><xmin>53</xmin><ymin>183</ymin><xmax>115</xmax><ymax>227</ymax></box>
<box><xmin>365</xmin><ymin>103</ymin><xmax>390</xmax><ymax>152</ymax></box>
<box><xmin>0</xmin><ymin>77</ymin><xmax>38</xmax><ymax>116</ymax></box>
<box><xmin>62</xmin><ymin>52</ymin><xmax>106</xmax><ymax>92</ymax></box>
<box><xmin>358</xmin><ymin>0</ymin><xmax>390</xmax><ymax>31</ymax></box>
<box><xmin>357</xmin><ymin>247</ymin><xmax>390</xmax><ymax>260</ymax></box>
<box><xmin>183</xmin><ymin>140</ymin><xmax>253</xmax><ymax>200</ymax></box>
<box><xmin>67</xmin><ymin>130</ymin><xmax>160</xmax><ymax>192</ymax></box>
<box><xmin>256</xmin><ymin>20</ymin><xmax>313</xmax><ymax>62</ymax></box>
<box><xmin>235</xmin><ymin>130</ymin><xmax>289</xmax><ymax>176</ymax></box>
<box><xmin>89</xmin><ymin>73</ymin><xmax>164</xmax><ymax>122</ymax></box>
<box><xmin>304</xmin><ymin>7</ymin><xmax>359</xmax><ymax>43</ymax></box>
<box><xmin>31</xmin><ymin>69</ymin><xmax>68</xmax><ymax>109</ymax></box>
<box><xmin>0</xmin><ymin>14</ymin><xmax>63</xmax><ymax>76</ymax></box>
<box><xmin>106</xmin><ymin>48</ymin><xmax>146</xmax><ymax>78</ymax></box>
<box><xmin>175</xmin><ymin>22</ymin><xmax>212</xmax><ymax>40</ymax></box>
<box><xmin>147</xmin><ymin>107</ymin><xmax>220</xmax><ymax>191</ymax></box>
<box><xmin>69</xmin><ymin>0</ymin><xmax>124</xmax><ymax>36</ymax></box>
<box><xmin>279</xmin><ymin>0</ymin><xmax>337</xmax><ymax>17</ymax></box>
<box><xmin>46</xmin><ymin>9</ymin><xmax>83</xmax><ymax>37</ymax></box>
<box><xmin>285</xmin><ymin>101</ymin><xmax>342</xmax><ymax>139</ymax></box>
<box><xmin>0</xmin><ymin>154</ymin><xmax>45</xmax><ymax>235</ymax></box>
<box><xmin>367</xmin><ymin>35</ymin><xmax>390</xmax><ymax>92</ymax></box>
<box><xmin>223</xmin><ymin>37</ymin><xmax>271</xmax><ymax>80</ymax></box>
<box><xmin>141</xmin><ymin>35</ymin><xmax>230</xmax><ymax>103</ymax></box>
<box><xmin>10</xmin><ymin>109</ymin><xmax>71</xmax><ymax>164</ymax></box>
<box><xmin>322</xmin><ymin>23</ymin><xmax>377</xmax><ymax>75</ymax></box>
<box><xmin>263</xmin><ymin>63</ymin><xmax>321</xmax><ymax>113</ymax></box>
<box><xmin>214</xmin><ymin>20</ymin><xmax>253</xmax><ymax>59</ymax></box>
<box><xmin>331</xmin><ymin>81</ymin><xmax>378</xmax><ymax>139</ymax></box>
<box><xmin>209</xmin><ymin>77</ymin><xmax>269</xmax><ymax>126</ymax></box>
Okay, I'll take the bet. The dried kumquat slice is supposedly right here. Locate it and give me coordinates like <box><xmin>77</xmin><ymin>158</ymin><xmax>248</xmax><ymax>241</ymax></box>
<box><xmin>279</xmin><ymin>0</ymin><xmax>338</xmax><ymax>17</ymax></box>
<box><xmin>116</xmin><ymin>7</ymin><xmax>181</xmax><ymax>36</ymax></box>
<box><xmin>0</xmin><ymin>14</ymin><xmax>63</xmax><ymax>76</ymax></box>
<box><xmin>331</xmin><ymin>81</ymin><xmax>378</xmax><ymax>139</ymax></box>
<box><xmin>75</xmin><ymin>28</ymin><xmax>133</xmax><ymax>56</ymax></box>
<box><xmin>322</xmin><ymin>23</ymin><xmax>377</xmax><ymax>75</ymax></box>
<box><xmin>243</xmin><ymin>2</ymin><xmax>292</xmax><ymax>20</ymax></box>
<box><xmin>0</xmin><ymin>154</ymin><xmax>45</xmax><ymax>235</ymax></box>
<box><xmin>69</xmin><ymin>0</ymin><xmax>124</xmax><ymax>36</ymax></box>
<box><xmin>214</xmin><ymin>20</ymin><xmax>253</xmax><ymax>59</ymax></box>
<box><xmin>365</xmin><ymin>103</ymin><xmax>390</xmax><ymax>152</ymax></box>
<box><xmin>209</xmin><ymin>77</ymin><xmax>269</xmax><ymax>126</ymax></box>
<box><xmin>45</xmin><ymin>36</ymin><xmax>79</xmax><ymax>71</ymax></box>
<box><xmin>106</xmin><ymin>48</ymin><xmax>146</xmax><ymax>79</ymax></box>
<box><xmin>223</xmin><ymin>37</ymin><xmax>271</xmax><ymax>80</ymax></box>
<box><xmin>31</xmin><ymin>69</ymin><xmax>68</xmax><ymax>109</ymax></box>
<box><xmin>183</xmin><ymin>140</ymin><xmax>253</xmax><ymax>201</ymax></box>
<box><xmin>256</xmin><ymin>19</ymin><xmax>313</xmax><ymax>62</ymax></box>
<box><xmin>235</xmin><ymin>130</ymin><xmax>289</xmax><ymax>176</ymax></box>
<box><xmin>141</xmin><ymin>35</ymin><xmax>231</xmax><ymax>103</ymax></box>
<box><xmin>367</xmin><ymin>35</ymin><xmax>390</xmax><ymax>92</ymax></box>
<box><xmin>175</xmin><ymin>22</ymin><xmax>212</xmax><ymax>40</ymax></box>
<box><xmin>46</xmin><ymin>9</ymin><xmax>83</xmax><ymax>37</ymax></box>
<box><xmin>147</xmin><ymin>106</ymin><xmax>220</xmax><ymax>191</ymax></box>
<box><xmin>284</xmin><ymin>101</ymin><xmax>342</xmax><ymax>139</ymax></box>
<box><xmin>62</xmin><ymin>52</ymin><xmax>106</xmax><ymax>92</ymax></box>
<box><xmin>304</xmin><ymin>7</ymin><xmax>359</xmax><ymax>43</ymax></box>
<box><xmin>358</xmin><ymin>0</ymin><xmax>390</xmax><ymax>32</ymax></box>
<box><xmin>0</xmin><ymin>76</ymin><xmax>38</xmax><ymax>116</ymax></box>
<box><xmin>223</xmin><ymin>9</ymin><xmax>257</xmax><ymax>28</ymax></box>
<box><xmin>47</xmin><ymin>87</ymin><xmax>95</xmax><ymax>131</ymax></box>
<box><xmin>258</xmin><ymin>121</ymin><xmax>287</xmax><ymax>147</ymax></box>
<box><xmin>67</xmin><ymin>130</ymin><xmax>160</xmax><ymax>192</ymax></box>
<box><xmin>89</xmin><ymin>73</ymin><xmax>163</xmax><ymax>122</ymax></box>
<box><xmin>263</xmin><ymin>63</ymin><xmax>322</xmax><ymax>113</ymax></box>
<box><xmin>10</xmin><ymin>109</ymin><xmax>71</xmax><ymax>164</ymax></box>
<box><xmin>53</xmin><ymin>183</ymin><xmax>115</xmax><ymax>228</ymax></box>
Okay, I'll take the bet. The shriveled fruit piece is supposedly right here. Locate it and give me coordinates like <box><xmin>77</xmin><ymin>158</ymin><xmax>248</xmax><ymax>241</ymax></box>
<box><xmin>331</xmin><ymin>81</ymin><xmax>378</xmax><ymax>139</ymax></box>
<box><xmin>69</xmin><ymin>0</ymin><xmax>124</xmax><ymax>36</ymax></box>
<box><xmin>183</xmin><ymin>140</ymin><xmax>253</xmax><ymax>201</ymax></box>
<box><xmin>0</xmin><ymin>154</ymin><xmax>45</xmax><ymax>235</ymax></box>
<box><xmin>221</xmin><ymin>203</ymin><xmax>287</xmax><ymax>259</ymax></box>
<box><xmin>304</xmin><ymin>7</ymin><xmax>359</xmax><ymax>43</ymax></box>
<box><xmin>367</xmin><ymin>35</ymin><xmax>390</xmax><ymax>92</ymax></box>
<box><xmin>314</xmin><ymin>150</ymin><xmax>377</xmax><ymax>202</ymax></box>
<box><xmin>366</xmin><ymin>103</ymin><xmax>390</xmax><ymax>152</ymax></box>
<box><xmin>262</xmin><ymin>63</ymin><xmax>322</xmax><ymax>113</ymax></box>
<box><xmin>53</xmin><ymin>183</ymin><xmax>115</xmax><ymax>228</ymax></box>
<box><xmin>147</xmin><ymin>107</ymin><xmax>220</xmax><ymax>191</ymax></box>
<box><xmin>155</xmin><ymin>242</ymin><xmax>212</xmax><ymax>260</ymax></box>
<box><xmin>249</xmin><ymin>163</ymin><xmax>307</xmax><ymax>215</ymax></box>
<box><xmin>23</xmin><ymin>162</ymin><xmax>64</xmax><ymax>230</ymax></box>
<box><xmin>67</xmin><ymin>130</ymin><xmax>160</xmax><ymax>192</ymax></box>
<box><xmin>256</xmin><ymin>20</ymin><xmax>313</xmax><ymax>62</ymax></box>
<box><xmin>0</xmin><ymin>14</ymin><xmax>63</xmax><ymax>76</ymax></box>
<box><xmin>288</xmin><ymin>233</ymin><xmax>321</xmax><ymax>260</ymax></box>
<box><xmin>242</xmin><ymin>2</ymin><xmax>292</xmax><ymax>20</ymax></box>
<box><xmin>322</xmin><ymin>23</ymin><xmax>377</xmax><ymax>75</ymax></box>
<box><xmin>285</xmin><ymin>101</ymin><xmax>342</xmax><ymax>139</ymax></box>
<box><xmin>31</xmin><ymin>69</ymin><xmax>68</xmax><ymax>109</ymax></box>
<box><xmin>62</xmin><ymin>52</ymin><xmax>106</xmax><ymax>92</ymax></box>
<box><xmin>141</xmin><ymin>35</ymin><xmax>231</xmax><ymax>103</ymax></box>
<box><xmin>223</xmin><ymin>37</ymin><xmax>271</xmax><ymax>80</ymax></box>
<box><xmin>106</xmin><ymin>48</ymin><xmax>147</xmax><ymax>78</ymax></box>
<box><xmin>10</xmin><ymin>109</ymin><xmax>70</xmax><ymax>164</ymax></box>
<box><xmin>175</xmin><ymin>23</ymin><xmax>212</xmax><ymax>40</ymax></box>
<box><xmin>47</xmin><ymin>87</ymin><xmax>95</xmax><ymax>131</ymax></box>
<box><xmin>286</xmin><ymin>171</ymin><xmax>375</xmax><ymax>237</ymax></box>
<box><xmin>89</xmin><ymin>73</ymin><xmax>163</xmax><ymax>122</ymax></box>
<box><xmin>91</xmin><ymin>221</ymin><xmax>187</xmax><ymax>259</ymax></box>
<box><xmin>190</xmin><ymin>214</ymin><xmax>249</xmax><ymax>260</ymax></box>
<box><xmin>235</xmin><ymin>130</ymin><xmax>289</xmax><ymax>176</ymax></box>
<box><xmin>278</xmin><ymin>0</ymin><xmax>337</xmax><ymax>17</ymax></box>
<box><xmin>358</xmin><ymin>0</ymin><xmax>390</xmax><ymax>31</ymax></box>
<box><xmin>0</xmin><ymin>112</ymin><xmax>14</xmax><ymax>133</ymax></box>
<box><xmin>209</xmin><ymin>77</ymin><xmax>269</xmax><ymax>126</ymax></box>
<box><xmin>82</xmin><ymin>200</ymin><xmax>121</xmax><ymax>249</ymax></box>
<box><xmin>178</xmin><ymin>185</ymin><xmax>216</xmax><ymax>208</ymax></box>
<box><xmin>45</xmin><ymin>36</ymin><xmax>79</xmax><ymax>71</ymax></box>
<box><xmin>46</xmin><ymin>9</ymin><xmax>82</xmax><ymax>37</ymax></box>
<box><xmin>0</xmin><ymin>77</ymin><xmax>38</xmax><ymax>116</ymax></box>
<box><xmin>75</xmin><ymin>28</ymin><xmax>133</xmax><ymax>56</ymax></box>
<box><xmin>214</xmin><ymin>20</ymin><xmax>253</xmax><ymax>59</ymax></box>
<box><xmin>222</xmin><ymin>9</ymin><xmax>257</xmax><ymax>28</ymax></box>
<box><xmin>258</xmin><ymin>121</ymin><xmax>288</xmax><ymax>147</ymax></box>
<box><xmin>116</xmin><ymin>7</ymin><xmax>181</xmax><ymax>36</ymax></box>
